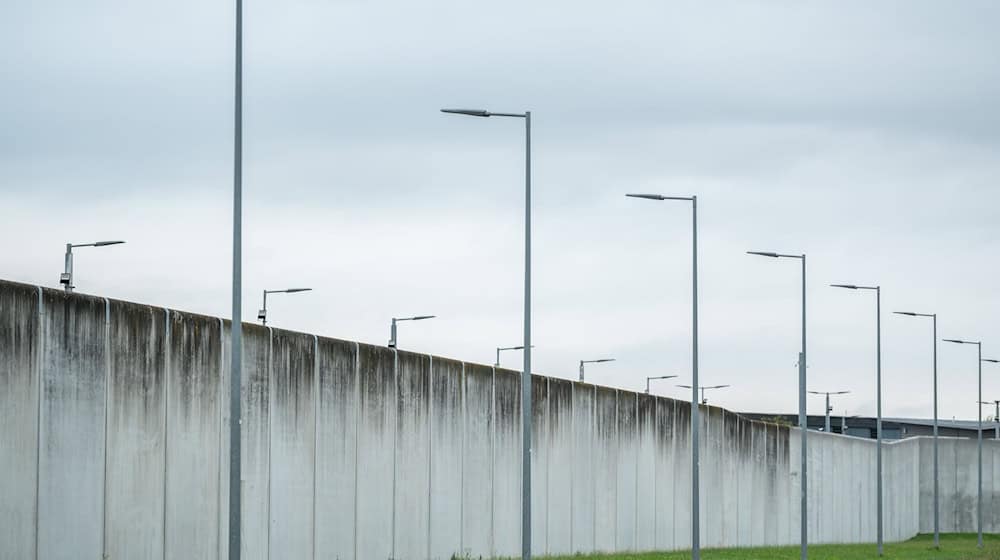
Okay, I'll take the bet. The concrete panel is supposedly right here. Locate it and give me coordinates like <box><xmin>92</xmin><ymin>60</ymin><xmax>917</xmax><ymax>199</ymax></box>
<box><xmin>37</xmin><ymin>291</ymin><xmax>107</xmax><ymax>560</ymax></box>
<box><xmin>634</xmin><ymin>393</ymin><xmax>656</xmax><ymax>552</ymax></box>
<box><xmin>492</xmin><ymin>367</ymin><xmax>521</xmax><ymax>558</ymax></box>
<box><xmin>104</xmin><ymin>301</ymin><xmax>167</xmax><ymax>559</ymax></box>
<box><xmin>570</xmin><ymin>384</ymin><xmax>595</xmax><ymax>553</ymax></box>
<box><xmin>164</xmin><ymin>310</ymin><xmax>222</xmax><ymax>558</ymax></box>
<box><xmin>429</xmin><ymin>358</ymin><xmax>464</xmax><ymax>560</ymax></box>
<box><xmin>735</xmin><ymin>416</ymin><xmax>754</xmax><ymax>546</ymax></box>
<box><xmin>545</xmin><ymin>378</ymin><xmax>574</xmax><ymax>555</ymax></box>
<box><xmin>314</xmin><ymin>337</ymin><xmax>359</xmax><ymax>560</ymax></box>
<box><xmin>530</xmin><ymin>375</ymin><xmax>548</xmax><ymax>557</ymax></box>
<box><xmin>614</xmin><ymin>392</ymin><xmax>637</xmax><ymax>552</ymax></box>
<box><xmin>269</xmin><ymin>331</ymin><xmax>316</xmax><ymax>558</ymax></box>
<box><xmin>669</xmin><ymin>398</ymin><xmax>692</xmax><ymax>551</ymax></box>
<box><xmin>461</xmin><ymin>364</ymin><xmax>493</xmax><ymax>558</ymax></box>
<box><xmin>719</xmin><ymin>410</ymin><xmax>740</xmax><ymax>547</ymax></box>
<box><xmin>0</xmin><ymin>282</ymin><xmax>40</xmax><ymax>559</ymax></box>
<box><xmin>747</xmin><ymin>420</ymin><xmax>767</xmax><ymax>547</ymax></box>
<box><xmin>593</xmin><ymin>387</ymin><xmax>617</xmax><ymax>552</ymax></box>
<box><xmin>239</xmin><ymin>325</ymin><xmax>271</xmax><ymax>560</ymax></box>
<box><xmin>355</xmin><ymin>344</ymin><xmax>396</xmax><ymax>560</ymax></box>
<box><xmin>764</xmin><ymin>423</ymin><xmax>781</xmax><ymax>546</ymax></box>
<box><xmin>394</xmin><ymin>351</ymin><xmax>431</xmax><ymax>560</ymax></box>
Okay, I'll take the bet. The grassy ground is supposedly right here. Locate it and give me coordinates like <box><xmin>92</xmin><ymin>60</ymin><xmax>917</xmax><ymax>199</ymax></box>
<box><xmin>536</xmin><ymin>534</ymin><xmax>1000</xmax><ymax>559</ymax></box>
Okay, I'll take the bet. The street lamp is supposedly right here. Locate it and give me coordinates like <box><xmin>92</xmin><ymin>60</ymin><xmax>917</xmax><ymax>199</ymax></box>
<box><xmin>579</xmin><ymin>358</ymin><xmax>615</xmax><ymax>382</ymax></box>
<box><xmin>60</xmin><ymin>240</ymin><xmax>126</xmax><ymax>292</ymax></box>
<box><xmin>893</xmin><ymin>310</ymin><xmax>939</xmax><ymax>548</ymax></box>
<box><xmin>388</xmin><ymin>315</ymin><xmax>436</xmax><ymax>349</ymax></box>
<box><xmin>443</xmin><ymin>106</ymin><xmax>533</xmax><ymax>560</ymax></box>
<box><xmin>808</xmin><ymin>391</ymin><xmax>850</xmax><ymax>433</ymax></box>
<box><xmin>646</xmin><ymin>374</ymin><xmax>678</xmax><ymax>394</ymax></box>
<box><xmin>626</xmin><ymin>192</ymin><xmax>701</xmax><ymax>559</ymax></box>
<box><xmin>747</xmin><ymin>250</ymin><xmax>808</xmax><ymax>560</ymax></box>
<box><xmin>977</xmin><ymin>399</ymin><xmax>1000</xmax><ymax>439</ymax></box>
<box><xmin>496</xmin><ymin>345</ymin><xmax>533</xmax><ymax>368</ymax></box>
<box><xmin>257</xmin><ymin>288</ymin><xmax>312</xmax><ymax>325</ymax></box>
<box><xmin>832</xmin><ymin>283</ymin><xmax>883</xmax><ymax>556</ymax></box>
<box><xmin>677</xmin><ymin>384</ymin><xmax>730</xmax><ymax>405</ymax></box>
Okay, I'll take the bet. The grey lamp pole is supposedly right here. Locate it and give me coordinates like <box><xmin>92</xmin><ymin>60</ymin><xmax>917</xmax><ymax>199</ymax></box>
<box><xmin>258</xmin><ymin>288</ymin><xmax>312</xmax><ymax>325</ymax></box>
<box><xmin>747</xmin><ymin>250</ymin><xmax>807</xmax><ymax>560</ymax></box>
<box><xmin>626</xmin><ymin>193</ymin><xmax>699</xmax><ymax>558</ymax></box>
<box><xmin>229</xmin><ymin>0</ymin><xmax>243</xmax><ymax>556</ymax></box>
<box><xmin>893</xmin><ymin>311</ymin><xmax>939</xmax><ymax>548</ymax></box>
<box><xmin>496</xmin><ymin>345</ymin><xmax>530</xmax><ymax>368</ymax></box>
<box><xmin>942</xmin><ymin>339</ymin><xmax>985</xmax><ymax>548</ymax></box>
<box><xmin>60</xmin><ymin>240</ymin><xmax>126</xmax><ymax>292</ymax></box>
<box><xmin>388</xmin><ymin>315</ymin><xmax>436</xmax><ymax>349</ymax></box>
<box><xmin>808</xmin><ymin>391</ymin><xmax>850</xmax><ymax>433</ymax></box>
<box><xmin>677</xmin><ymin>384</ymin><xmax>730</xmax><ymax>405</ymax></box>
<box><xmin>441</xmin><ymin>106</ymin><xmax>532</xmax><ymax>560</ymax></box>
<box><xmin>579</xmin><ymin>358</ymin><xmax>615</xmax><ymax>382</ymax></box>
<box><xmin>646</xmin><ymin>374</ymin><xmax>678</xmax><ymax>394</ymax></box>
<box><xmin>832</xmin><ymin>284</ymin><xmax>882</xmax><ymax>556</ymax></box>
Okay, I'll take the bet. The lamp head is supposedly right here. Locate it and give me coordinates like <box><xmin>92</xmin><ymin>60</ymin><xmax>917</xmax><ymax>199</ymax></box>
<box><xmin>441</xmin><ymin>108</ymin><xmax>490</xmax><ymax>117</ymax></box>
<box><xmin>747</xmin><ymin>251</ymin><xmax>780</xmax><ymax>258</ymax></box>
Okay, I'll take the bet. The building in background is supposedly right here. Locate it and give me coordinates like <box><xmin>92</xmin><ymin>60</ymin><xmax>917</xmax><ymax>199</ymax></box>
<box><xmin>739</xmin><ymin>413</ymin><xmax>991</xmax><ymax>440</ymax></box>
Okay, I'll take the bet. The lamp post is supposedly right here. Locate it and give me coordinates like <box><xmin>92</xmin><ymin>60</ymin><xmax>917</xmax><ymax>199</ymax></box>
<box><xmin>832</xmin><ymin>283</ymin><xmax>882</xmax><ymax>556</ymax></box>
<box><xmin>626</xmin><ymin>192</ymin><xmax>700</xmax><ymax>558</ymax></box>
<box><xmin>808</xmin><ymin>391</ymin><xmax>850</xmax><ymax>433</ymax></box>
<box><xmin>60</xmin><ymin>240</ymin><xmax>126</xmax><ymax>292</ymax></box>
<box><xmin>442</xmin><ymin>106</ymin><xmax>532</xmax><ymax>559</ymax></box>
<box><xmin>229</xmin><ymin>0</ymin><xmax>244</xmax><ymax>555</ymax></box>
<box><xmin>893</xmin><ymin>310</ymin><xmax>939</xmax><ymax>547</ymax></box>
<box><xmin>646</xmin><ymin>375</ymin><xmax>678</xmax><ymax>394</ymax></box>
<box><xmin>747</xmin><ymin>250</ymin><xmax>808</xmax><ymax>560</ymax></box>
<box><xmin>388</xmin><ymin>315</ymin><xmax>436</xmax><ymax>349</ymax></box>
<box><xmin>677</xmin><ymin>384</ymin><xmax>730</xmax><ymax>405</ymax></box>
<box><xmin>496</xmin><ymin>345</ymin><xmax>532</xmax><ymax>368</ymax></box>
<box><xmin>977</xmin><ymin>399</ymin><xmax>1000</xmax><ymax>439</ymax></box>
<box><xmin>257</xmin><ymin>288</ymin><xmax>312</xmax><ymax>325</ymax></box>
<box><xmin>579</xmin><ymin>358</ymin><xmax>615</xmax><ymax>382</ymax></box>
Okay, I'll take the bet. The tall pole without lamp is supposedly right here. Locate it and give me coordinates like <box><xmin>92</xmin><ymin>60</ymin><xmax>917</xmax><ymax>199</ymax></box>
<box><xmin>807</xmin><ymin>391</ymin><xmax>850</xmax><ymax>433</ymax></box>
<box><xmin>229</xmin><ymin>0</ymin><xmax>243</xmax><ymax>555</ymax></box>
<box><xmin>258</xmin><ymin>288</ymin><xmax>313</xmax><ymax>325</ymax></box>
<box><xmin>893</xmin><ymin>311</ymin><xmax>939</xmax><ymax>548</ymax></box>
<box><xmin>832</xmin><ymin>283</ymin><xmax>882</xmax><ymax>556</ymax></box>
<box><xmin>442</xmin><ymin>107</ymin><xmax>531</xmax><ymax>559</ymax></box>
<box><xmin>579</xmin><ymin>358</ymin><xmax>615</xmax><ymax>382</ymax></box>
<box><xmin>626</xmin><ymin>193</ymin><xmax>699</xmax><ymax>558</ymax></box>
<box><xmin>60</xmin><ymin>240</ymin><xmax>126</xmax><ymax>292</ymax></box>
<box><xmin>748</xmin><ymin>250</ymin><xmax>808</xmax><ymax>560</ymax></box>
<box><xmin>646</xmin><ymin>374</ymin><xmax>678</xmax><ymax>394</ymax></box>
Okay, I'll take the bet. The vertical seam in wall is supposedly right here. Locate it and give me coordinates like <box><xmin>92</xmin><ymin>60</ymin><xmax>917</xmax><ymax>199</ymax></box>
<box><xmin>592</xmin><ymin>385</ymin><xmax>597</xmax><ymax>552</ymax></box>
<box><xmin>101</xmin><ymin>298</ymin><xmax>110</xmax><ymax>559</ymax></box>
<box><xmin>653</xmin><ymin>398</ymin><xmax>658</xmax><ymax>550</ymax></box>
<box><xmin>162</xmin><ymin>311</ymin><xmax>171</xmax><ymax>560</ymax></box>
<box><xmin>267</xmin><ymin>327</ymin><xmax>273</xmax><ymax>559</ymax></box>
<box><xmin>614</xmin><ymin>390</ymin><xmax>619</xmax><ymax>552</ymax></box>
<box><xmin>633</xmin><ymin>393</ymin><xmax>638</xmax><ymax>551</ymax></box>
<box><xmin>570</xmin><ymin>383</ymin><xmax>575</xmax><ymax>553</ymax></box>
<box><xmin>352</xmin><ymin>341</ymin><xmax>360</xmax><ymax>560</ymax></box>
<box><xmin>490</xmin><ymin>366</ymin><xmax>496</xmax><ymax>558</ymax></box>
<box><xmin>545</xmin><ymin>376</ymin><xmax>550</xmax><ymax>556</ymax></box>
<box><xmin>312</xmin><ymin>335</ymin><xmax>319</xmax><ymax>560</ymax></box>
<box><xmin>426</xmin><ymin>356</ymin><xmax>433</xmax><ymax>560</ymax></box>
<box><xmin>34</xmin><ymin>287</ymin><xmax>43</xmax><ymax>560</ymax></box>
<box><xmin>459</xmin><ymin>362</ymin><xmax>465</xmax><ymax>556</ymax></box>
<box><xmin>391</xmin><ymin>348</ymin><xmax>398</xmax><ymax>560</ymax></box>
<box><xmin>217</xmin><ymin>317</ymin><xmax>225</xmax><ymax>559</ymax></box>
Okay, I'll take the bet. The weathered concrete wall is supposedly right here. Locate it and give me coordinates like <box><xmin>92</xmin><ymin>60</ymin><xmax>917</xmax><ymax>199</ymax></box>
<box><xmin>0</xmin><ymin>279</ymin><xmax>989</xmax><ymax>559</ymax></box>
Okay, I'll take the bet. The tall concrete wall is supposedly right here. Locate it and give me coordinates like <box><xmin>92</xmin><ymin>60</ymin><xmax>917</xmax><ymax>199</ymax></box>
<box><xmin>0</xmin><ymin>279</ymin><xmax>991</xmax><ymax>559</ymax></box>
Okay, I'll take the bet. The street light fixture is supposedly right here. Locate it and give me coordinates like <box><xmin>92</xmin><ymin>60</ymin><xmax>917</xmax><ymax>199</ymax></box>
<box><xmin>579</xmin><ymin>358</ymin><xmax>615</xmax><ymax>382</ymax></box>
<box><xmin>977</xmin><ymin>399</ymin><xmax>1000</xmax><ymax>440</ymax></box>
<box><xmin>748</xmin><ymin>249</ymin><xmax>809</xmax><ymax>559</ymax></box>
<box><xmin>646</xmin><ymin>374</ymin><xmax>678</xmax><ymax>394</ymax></box>
<box><xmin>388</xmin><ymin>315</ymin><xmax>436</xmax><ymax>349</ymax></box>
<box><xmin>443</xmin><ymin>106</ymin><xmax>533</xmax><ymax>560</ymax></box>
<box><xmin>677</xmin><ymin>384</ymin><xmax>730</xmax><ymax>405</ymax></box>
<box><xmin>60</xmin><ymin>240</ymin><xmax>126</xmax><ymax>292</ymax></box>
<box><xmin>807</xmin><ymin>390</ymin><xmax>850</xmax><ymax>433</ymax></box>
<box><xmin>893</xmin><ymin>310</ymin><xmax>940</xmax><ymax>547</ymax></box>
<box><xmin>626</xmin><ymin>192</ymin><xmax>701</xmax><ymax>559</ymax></box>
<box><xmin>257</xmin><ymin>288</ymin><xmax>312</xmax><ymax>326</ymax></box>
<box><xmin>496</xmin><ymin>345</ymin><xmax>533</xmax><ymax>368</ymax></box>
<box><xmin>833</xmin><ymin>283</ymin><xmax>883</xmax><ymax>556</ymax></box>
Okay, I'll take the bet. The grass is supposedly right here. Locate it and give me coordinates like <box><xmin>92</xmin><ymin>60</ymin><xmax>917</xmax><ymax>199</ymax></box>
<box><xmin>535</xmin><ymin>534</ymin><xmax>1000</xmax><ymax>559</ymax></box>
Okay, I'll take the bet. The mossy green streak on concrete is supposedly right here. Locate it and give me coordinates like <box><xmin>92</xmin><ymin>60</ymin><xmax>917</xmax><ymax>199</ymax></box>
<box><xmin>534</xmin><ymin>534</ymin><xmax>1000</xmax><ymax>560</ymax></box>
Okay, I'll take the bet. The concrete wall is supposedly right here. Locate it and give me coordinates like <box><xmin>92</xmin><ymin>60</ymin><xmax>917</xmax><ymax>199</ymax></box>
<box><xmin>0</xmin><ymin>279</ymin><xmax>990</xmax><ymax>559</ymax></box>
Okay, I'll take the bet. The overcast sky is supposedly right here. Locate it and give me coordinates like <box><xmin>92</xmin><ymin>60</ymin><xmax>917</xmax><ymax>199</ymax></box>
<box><xmin>3</xmin><ymin>1</ymin><xmax>999</xmax><ymax>422</ymax></box>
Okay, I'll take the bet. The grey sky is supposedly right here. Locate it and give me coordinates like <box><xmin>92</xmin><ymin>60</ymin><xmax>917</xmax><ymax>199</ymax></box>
<box><xmin>2</xmin><ymin>1</ymin><xmax>999</xmax><ymax>421</ymax></box>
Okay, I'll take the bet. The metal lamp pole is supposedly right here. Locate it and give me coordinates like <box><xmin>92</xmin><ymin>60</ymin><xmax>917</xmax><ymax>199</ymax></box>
<box><xmin>442</xmin><ymin>107</ymin><xmax>531</xmax><ymax>560</ymax></box>
<box><xmin>60</xmin><ymin>240</ymin><xmax>126</xmax><ymax>292</ymax></box>
<box><xmin>832</xmin><ymin>284</ymin><xmax>882</xmax><ymax>556</ymax></box>
<box><xmin>747</xmin><ymin>250</ymin><xmax>807</xmax><ymax>560</ymax></box>
<box><xmin>229</xmin><ymin>0</ymin><xmax>243</xmax><ymax>555</ymax></box>
<box><xmin>626</xmin><ymin>192</ymin><xmax>699</xmax><ymax>558</ymax></box>
<box><xmin>258</xmin><ymin>288</ymin><xmax>312</xmax><ymax>325</ymax></box>
<box><xmin>893</xmin><ymin>311</ymin><xmax>939</xmax><ymax>547</ymax></box>
<box><xmin>388</xmin><ymin>315</ymin><xmax>436</xmax><ymax>349</ymax></box>
<box><xmin>579</xmin><ymin>358</ymin><xmax>615</xmax><ymax>382</ymax></box>
<box><xmin>496</xmin><ymin>345</ymin><xmax>530</xmax><ymax>368</ymax></box>
<box><xmin>807</xmin><ymin>391</ymin><xmax>850</xmax><ymax>433</ymax></box>
<box><xmin>646</xmin><ymin>374</ymin><xmax>678</xmax><ymax>394</ymax></box>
